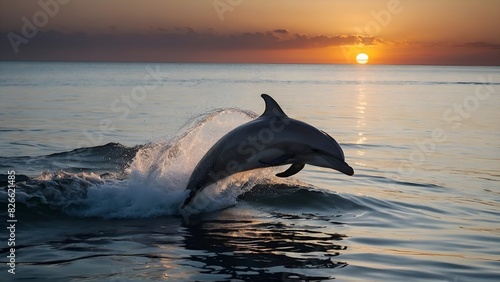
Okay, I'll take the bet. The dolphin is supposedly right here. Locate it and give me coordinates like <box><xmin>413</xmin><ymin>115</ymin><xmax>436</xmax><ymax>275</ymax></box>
<box><xmin>181</xmin><ymin>94</ymin><xmax>354</xmax><ymax>208</ymax></box>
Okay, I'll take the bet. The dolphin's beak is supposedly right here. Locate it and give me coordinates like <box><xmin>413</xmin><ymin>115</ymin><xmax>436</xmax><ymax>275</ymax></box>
<box><xmin>325</xmin><ymin>156</ymin><xmax>354</xmax><ymax>176</ymax></box>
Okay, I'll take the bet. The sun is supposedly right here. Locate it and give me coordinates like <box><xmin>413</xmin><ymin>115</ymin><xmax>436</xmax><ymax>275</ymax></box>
<box><xmin>356</xmin><ymin>53</ymin><xmax>369</xmax><ymax>64</ymax></box>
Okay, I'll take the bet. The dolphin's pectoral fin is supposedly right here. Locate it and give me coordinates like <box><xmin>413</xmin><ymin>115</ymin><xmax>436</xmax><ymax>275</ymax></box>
<box><xmin>276</xmin><ymin>163</ymin><xmax>305</xmax><ymax>177</ymax></box>
<box><xmin>259</xmin><ymin>154</ymin><xmax>293</xmax><ymax>166</ymax></box>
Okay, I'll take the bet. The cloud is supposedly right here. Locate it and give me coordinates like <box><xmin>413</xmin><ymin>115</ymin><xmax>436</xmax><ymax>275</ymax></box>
<box><xmin>458</xmin><ymin>41</ymin><xmax>500</xmax><ymax>49</ymax></box>
<box><xmin>0</xmin><ymin>27</ymin><xmax>380</xmax><ymax>61</ymax></box>
<box><xmin>3</xmin><ymin>27</ymin><xmax>497</xmax><ymax>64</ymax></box>
<box><xmin>273</xmin><ymin>29</ymin><xmax>289</xmax><ymax>34</ymax></box>
<box><xmin>388</xmin><ymin>40</ymin><xmax>500</xmax><ymax>50</ymax></box>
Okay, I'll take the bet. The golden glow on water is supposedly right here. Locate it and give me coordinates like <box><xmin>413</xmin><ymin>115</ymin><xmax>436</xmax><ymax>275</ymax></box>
<box><xmin>353</xmin><ymin>84</ymin><xmax>369</xmax><ymax>169</ymax></box>
<box><xmin>355</xmin><ymin>85</ymin><xmax>368</xmax><ymax>146</ymax></box>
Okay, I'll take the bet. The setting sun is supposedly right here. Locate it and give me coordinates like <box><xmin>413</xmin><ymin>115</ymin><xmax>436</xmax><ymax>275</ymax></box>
<box><xmin>356</xmin><ymin>53</ymin><xmax>369</xmax><ymax>64</ymax></box>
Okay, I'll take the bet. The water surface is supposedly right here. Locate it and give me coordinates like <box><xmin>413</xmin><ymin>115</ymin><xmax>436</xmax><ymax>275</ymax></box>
<box><xmin>1</xmin><ymin>62</ymin><xmax>499</xmax><ymax>281</ymax></box>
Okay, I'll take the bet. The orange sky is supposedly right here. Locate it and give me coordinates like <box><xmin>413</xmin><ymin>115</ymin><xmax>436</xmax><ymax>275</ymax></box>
<box><xmin>1</xmin><ymin>0</ymin><xmax>499</xmax><ymax>65</ymax></box>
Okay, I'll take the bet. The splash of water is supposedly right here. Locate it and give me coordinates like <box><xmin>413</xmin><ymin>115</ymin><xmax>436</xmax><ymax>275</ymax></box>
<box><xmin>8</xmin><ymin>108</ymin><xmax>282</xmax><ymax>218</ymax></box>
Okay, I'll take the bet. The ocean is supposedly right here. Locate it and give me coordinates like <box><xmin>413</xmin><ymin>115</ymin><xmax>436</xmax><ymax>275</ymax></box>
<box><xmin>0</xmin><ymin>62</ymin><xmax>499</xmax><ymax>281</ymax></box>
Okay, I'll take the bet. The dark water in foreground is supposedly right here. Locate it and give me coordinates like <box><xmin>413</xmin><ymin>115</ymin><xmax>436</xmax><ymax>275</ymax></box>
<box><xmin>1</xmin><ymin>62</ymin><xmax>500</xmax><ymax>281</ymax></box>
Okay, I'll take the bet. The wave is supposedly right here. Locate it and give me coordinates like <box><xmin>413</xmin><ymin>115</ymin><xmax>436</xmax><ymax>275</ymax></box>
<box><xmin>239</xmin><ymin>182</ymin><xmax>364</xmax><ymax>212</ymax></box>
<box><xmin>1</xmin><ymin>108</ymin><xmax>360</xmax><ymax>219</ymax></box>
<box><xmin>0</xmin><ymin>142</ymin><xmax>139</xmax><ymax>178</ymax></box>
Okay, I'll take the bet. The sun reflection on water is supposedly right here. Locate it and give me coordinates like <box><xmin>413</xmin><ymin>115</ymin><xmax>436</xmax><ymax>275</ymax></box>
<box><xmin>355</xmin><ymin>85</ymin><xmax>368</xmax><ymax>168</ymax></box>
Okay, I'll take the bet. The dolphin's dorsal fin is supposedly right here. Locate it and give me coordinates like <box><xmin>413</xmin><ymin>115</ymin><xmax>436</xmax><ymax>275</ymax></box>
<box><xmin>261</xmin><ymin>94</ymin><xmax>288</xmax><ymax>117</ymax></box>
